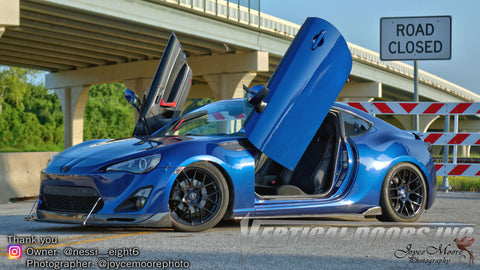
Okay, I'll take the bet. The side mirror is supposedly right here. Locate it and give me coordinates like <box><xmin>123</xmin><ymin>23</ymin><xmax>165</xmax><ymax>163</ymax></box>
<box><xmin>124</xmin><ymin>89</ymin><xmax>142</xmax><ymax>113</ymax></box>
<box><xmin>244</xmin><ymin>84</ymin><xmax>269</xmax><ymax>113</ymax></box>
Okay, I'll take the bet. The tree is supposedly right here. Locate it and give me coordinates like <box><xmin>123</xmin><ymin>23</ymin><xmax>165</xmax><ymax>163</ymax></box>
<box><xmin>0</xmin><ymin>67</ymin><xmax>63</xmax><ymax>151</ymax></box>
<box><xmin>84</xmin><ymin>83</ymin><xmax>135</xmax><ymax>140</ymax></box>
<box><xmin>0</xmin><ymin>66</ymin><xmax>208</xmax><ymax>151</ymax></box>
<box><xmin>0</xmin><ymin>66</ymin><xmax>41</xmax><ymax>114</ymax></box>
<box><xmin>0</xmin><ymin>69</ymin><xmax>136</xmax><ymax>151</ymax></box>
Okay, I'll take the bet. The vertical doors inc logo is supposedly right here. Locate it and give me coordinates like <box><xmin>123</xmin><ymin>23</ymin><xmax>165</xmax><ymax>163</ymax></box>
<box><xmin>7</xmin><ymin>244</ymin><xmax>22</xmax><ymax>259</ymax></box>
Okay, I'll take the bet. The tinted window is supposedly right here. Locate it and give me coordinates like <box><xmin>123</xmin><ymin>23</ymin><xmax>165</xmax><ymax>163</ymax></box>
<box><xmin>342</xmin><ymin>112</ymin><xmax>371</xmax><ymax>137</ymax></box>
<box><xmin>155</xmin><ymin>100</ymin><xmax>248</xmax><ymax>137</ymax></box>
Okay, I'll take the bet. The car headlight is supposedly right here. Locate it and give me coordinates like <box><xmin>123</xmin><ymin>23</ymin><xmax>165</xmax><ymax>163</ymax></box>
<box><xmin>106</xmin><ymin>154</ymin><xmax>161</xmax><ymax>174</ymax></box>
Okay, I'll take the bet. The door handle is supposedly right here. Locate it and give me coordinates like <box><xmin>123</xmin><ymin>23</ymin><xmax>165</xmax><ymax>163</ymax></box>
<box><xmin>312</xmin><ymin>29</ymin><xmax>326</xmax><ymax>50</ymax></box>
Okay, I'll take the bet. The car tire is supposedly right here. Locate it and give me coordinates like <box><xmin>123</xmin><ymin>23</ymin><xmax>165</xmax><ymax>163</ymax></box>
<box><xmin>169</xmin><ymin>162</ymin><xmax>229</xmax><ymax>232</ymax></box>
<box><xmin>378</xmin><ymin>163</ymin><xmax>427</xmax><ymax>222</ymax></box>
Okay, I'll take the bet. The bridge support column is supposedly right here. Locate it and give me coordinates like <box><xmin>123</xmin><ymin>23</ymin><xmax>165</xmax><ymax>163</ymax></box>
<box><xmin>339</xmin><ymin>97</ymin><xmax>374</xmax><ymax>102</ymax></box>
<box><xmin>458</xmin><ymin>145</ymin><xmax>471</xmax><ymax>157</ymax></box>
<box><xmin>190</xmin><ymin>51</ymin><xmax>268</xmax><ymax>100</ymax></box>
<box><xmin>339</xmin><ymin>82</ymin><xmax>382</xmax><ymax>101</ymax></box>
<box><xmin>393</xmin><ymin>115</ymin><xmax>439</xmax><ymax>132</ymax></box>
<box><xmin>55</xmin><ymin>86</ymin><xmax>89</xmax><ymax>149</ymax></box>
<box><xmin>123</xmin><ymin>78</ymin><xmax>151</xmax><ymax>98</ymax></box>
<box><xmin>203</xmin><ymin>72</ymin><xmax>257</xmax><ymax>100</ymax></box>
<box><xmin>0</xmin><ymin>0</ymin><xmax>19</xmax><ymax>38</ymax></box>
<box><xmin>420</xmin><ymin>115</ymin><xmax>440</xmax><ymax>132</ymax></box>
<box><xmin>457</xmin><ymin>129</ymin><xmax>472</xmax><ymax>157</ymax></box>
<box><xmin>123</xmin><ymin>78</ymin><xmax>152</xmax><ymax>120</ymax></box>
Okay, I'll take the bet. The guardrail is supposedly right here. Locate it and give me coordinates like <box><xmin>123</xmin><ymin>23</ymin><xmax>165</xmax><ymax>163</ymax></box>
<box><xmin>155</xmin><ymin>0</ymin><xmax>300</xmax><ymax>37</ymax></box>
<box><xmin>345</xmin><ymin>101</ymin><xmax>480</xmax><ymax>190</ymax></box>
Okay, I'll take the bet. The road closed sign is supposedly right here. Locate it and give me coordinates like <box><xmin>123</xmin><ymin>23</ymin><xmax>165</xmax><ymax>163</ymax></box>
<box><xmin>380</xmin><ymin>16</ymin><xmax>451</xmax><ymax>60</ymax></box>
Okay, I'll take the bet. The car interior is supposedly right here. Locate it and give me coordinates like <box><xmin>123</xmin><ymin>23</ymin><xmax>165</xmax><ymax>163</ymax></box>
<box><xmin>254</xmin><ymin>112</ymin><xmax>340</xmax><ymax>197</ymax></box>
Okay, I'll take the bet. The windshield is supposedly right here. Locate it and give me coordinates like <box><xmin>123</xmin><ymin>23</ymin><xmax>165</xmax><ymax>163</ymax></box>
<box><xmin>155</xmin><ymin>99</ymin><xmax>253</xmax><ymax>137</ymax></box>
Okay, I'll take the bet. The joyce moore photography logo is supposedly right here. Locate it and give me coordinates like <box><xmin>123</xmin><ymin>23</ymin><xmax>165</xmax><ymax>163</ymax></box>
<box><xmin>394</xmin><ymin>237</ymin><xmax>474</xmax><ymax>266</ymax></box>
<box><xmin>454</xmin><ymin>236</ymin><xmax>475</xmax><ymax>266</ymax></box>
<box><xmin>240</xmin><ymin>215</ymin><xmax>475</xmax><ymax>266</ymax></box>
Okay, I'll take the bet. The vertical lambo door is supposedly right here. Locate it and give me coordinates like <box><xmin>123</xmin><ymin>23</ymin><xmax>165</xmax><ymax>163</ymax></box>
<box><xmin>132</xmin><ymin>33</ymin><xmax>193</xmax><ymax>136</ymax></box>
<box><xmin>244</xmin><ymin>17</ymin><xmax>353</xmax><ymax>216</ymax></box>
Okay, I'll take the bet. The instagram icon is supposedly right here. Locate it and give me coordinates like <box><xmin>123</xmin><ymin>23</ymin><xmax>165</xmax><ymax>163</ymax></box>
<box><xmin>7</xmin><ymin>244</ymin><xmax>22</xmax><ymax>259</ymax></box>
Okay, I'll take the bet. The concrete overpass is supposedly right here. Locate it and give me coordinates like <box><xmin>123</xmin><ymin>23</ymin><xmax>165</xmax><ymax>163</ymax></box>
<box><xmin>1</xmin><ymin>0</ymin><xmax>480</xmax><ymax>148</ymax></box>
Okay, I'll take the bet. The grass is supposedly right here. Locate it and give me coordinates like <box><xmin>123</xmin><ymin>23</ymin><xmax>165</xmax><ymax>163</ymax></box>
<box><xmin>437</xmin><ymin>176</ymin><xmax>480</xmax><ymax>192</ymax></box>
<box><xmin>434</xmin><ymin>152</ymin><xmax>480</xmax><ymax>192</ymax></box>
<box><xmin>0</xmin><ymin>143</ymin><xmax>63</xmax><ymax>152</ymax></box>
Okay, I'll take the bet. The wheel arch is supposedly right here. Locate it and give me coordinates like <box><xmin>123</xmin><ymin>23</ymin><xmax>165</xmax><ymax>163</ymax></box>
<box><xmin>408</xmin><ymin>160</ymin><xmax>435</xmax><ymax>210</ymax></box>
<box><xmin>166</xmin><ymin>155</ymin><xmax>236</xmax><ymax>220</ymax></box>
<box><xmin>207</xmin><ymin>161</ymin><xmax>235</xmax><ymax>219</ymax></box>
<box><xmin>378</xmin><ymin>159</ymin><xmax>430</xmax><ymax>203</ymax></box>
<box><xmin>166</xmin><ymin>158</ymin><xmax>232</xmax><ymax>231</ymax></box>
<box><xmin>377</xmin><ymin>160</ymin><xmax>430</xmax><ymax>222</ymax></box>
<box><xmin>391</xmin><ymin>156</ymin><xmax>435</xmax><ymax>207</ymax></box>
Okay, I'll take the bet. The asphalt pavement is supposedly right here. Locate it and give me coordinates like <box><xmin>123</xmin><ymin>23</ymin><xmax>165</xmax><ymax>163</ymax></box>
<box><xmin>0</xmin><ymin>192</ymin><xmax>479</xmax><ymax>270</ymax></box>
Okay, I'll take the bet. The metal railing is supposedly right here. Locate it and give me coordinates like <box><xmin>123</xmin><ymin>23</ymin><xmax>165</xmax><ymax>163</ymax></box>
<box><xmin>156</xmin><ymin>0</ymin><xmax>300</xmax><ymax>37</ymax></box>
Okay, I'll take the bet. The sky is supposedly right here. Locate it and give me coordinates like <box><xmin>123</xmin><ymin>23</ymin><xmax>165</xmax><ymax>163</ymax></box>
<box><xmin>261</xmin><ymin>0</ymin><xmax>480</xmax><ymax>94</ymax></box>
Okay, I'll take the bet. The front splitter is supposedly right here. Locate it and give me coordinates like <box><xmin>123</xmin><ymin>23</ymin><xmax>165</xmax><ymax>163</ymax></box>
<box><xmin>32</xmin><ymin>209</ymin><xmax>172</xmax><ymax>228</ymax></box>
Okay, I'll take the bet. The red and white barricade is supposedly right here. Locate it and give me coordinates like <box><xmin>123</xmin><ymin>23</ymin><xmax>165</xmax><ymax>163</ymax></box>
<box><xmin>419</xmin><ymin>132</ymin><xmax>480</xmax><ymax>146</ymax></box>
<box><xmin>347</xmin><ymin>102</ymin><xmax>480</xmax><ymax>115</ymax></box>
<box><xmin>434</xmin><ymin>164</ymin><xmax>480</xmax><ymax>177</ymax></box>
<box><xmin>344</xmin><ymin>102</ymin><xmax>480</xmax><ymax>177</ymax></box>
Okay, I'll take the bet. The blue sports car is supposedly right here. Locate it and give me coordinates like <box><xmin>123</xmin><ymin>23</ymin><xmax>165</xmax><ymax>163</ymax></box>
<box><xmin>32</xmin><ymin>17</ymin><xmax>435</xmax><ymax>232</ymax></box>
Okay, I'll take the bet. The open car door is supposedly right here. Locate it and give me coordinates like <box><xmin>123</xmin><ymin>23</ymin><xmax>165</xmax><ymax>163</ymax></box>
<box><xmin>244</xmin><ymin>17</ymin><xmax>352</xmax><ymax>170</ymax></box>
<box><xmin>133</xmin><ymin>33</ymin><xmax>192</xmax><ymax>136</ymax></box>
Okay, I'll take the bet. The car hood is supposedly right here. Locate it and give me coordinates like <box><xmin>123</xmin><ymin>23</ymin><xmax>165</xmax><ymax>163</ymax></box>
<box><xmin>48</xmin><ymin>136</ymin><xmax>192</xmax><ymax>173</ymax></box>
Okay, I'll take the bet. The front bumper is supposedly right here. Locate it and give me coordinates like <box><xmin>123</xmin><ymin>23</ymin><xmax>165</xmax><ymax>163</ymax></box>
<box><xmin>33</xmin><ymin>209</ymin><xmax>171</xmax><ymax>228</ymax></box>
<box><xmin>35</xmin><ymin>165</ymin><xmax>178</xmax><ymax>228</ymax></box>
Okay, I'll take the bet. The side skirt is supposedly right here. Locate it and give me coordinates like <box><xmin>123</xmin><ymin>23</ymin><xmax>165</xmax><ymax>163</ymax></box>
<box><xmin>231</xmin><ymin>206</ymin><xmax>381</xmax><ymax>221</ymax></box>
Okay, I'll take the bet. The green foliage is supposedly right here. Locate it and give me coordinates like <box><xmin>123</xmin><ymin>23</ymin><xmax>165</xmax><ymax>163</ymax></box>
<box><xmin>0</xmin><ymin>66</ymin><xmax>135</xmax><ymax>152</ymax></box>
<box><xmin>437</xmin><ymin>176</ymin><xmax>480</xmax><ymax>192</ymax></box>
<box><xmin>0</xmin><ymin>67</ymin><xmax>64</xmax><ymax>151</ymax></box>
<box><xmin>84</xmin><ymin>83</ymin><xmax>135</xmax><ymax>140</ymax></box>
<box><xmin>0</xmin><ymin>67</ymin><xmax>39</xmax><ymax>113</ymax></box>
<box><xmin>0</xmin><ymin>67</ymin><xmax>215</xmax><ymax>151</ymax></box>
<box><xmin>183</xmin><ymin>98</ymin><xmax>215</xmax><ymax>114</ymax></box>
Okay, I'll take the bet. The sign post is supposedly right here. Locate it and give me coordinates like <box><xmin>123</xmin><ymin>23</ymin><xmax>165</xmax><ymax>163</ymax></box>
<box><xmin>380</xmin><ymin>15</ymin><xmax>452</xmax><ymax>190</ymax></box>
<box><xmin>414</xmin><ymin>60</ymin><xmax>418</xmax><ymax>130</ymax></box>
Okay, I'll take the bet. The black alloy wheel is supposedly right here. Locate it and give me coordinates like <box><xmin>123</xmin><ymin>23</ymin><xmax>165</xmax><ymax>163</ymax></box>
<box><xmin>378</xmin><ymin>163</ymin><xmax>427</xmax><ymax>222</ymax></box>
<box><xmin>169</xmin><ymin>162</ymin><xmax>229</xmax><ymax>231</ymax></box>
